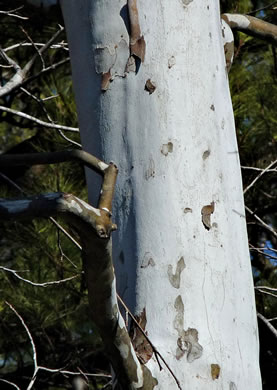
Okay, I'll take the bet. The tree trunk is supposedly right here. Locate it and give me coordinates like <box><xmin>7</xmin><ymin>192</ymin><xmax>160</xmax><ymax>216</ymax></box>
<box><xmin>60</xmin><ymin>1</ymin><xmax>262</xmax><ymax>388</ymax></box>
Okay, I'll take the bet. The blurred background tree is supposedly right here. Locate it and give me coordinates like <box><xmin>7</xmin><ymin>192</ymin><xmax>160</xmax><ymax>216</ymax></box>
<box><xmin>222</xmin><ymin>1</ymin><xmax>277</xmax><ymax>388</ymax></box>
<box><xmin>0</xmin><ymin>0</ymin><xmax>276</xmax><ymax>389</ymax></box>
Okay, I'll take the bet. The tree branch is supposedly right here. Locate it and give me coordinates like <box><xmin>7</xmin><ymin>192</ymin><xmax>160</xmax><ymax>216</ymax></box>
<box><xmin>0</xmin><ymin>27</ymin><xmax>64</xmax><ymax>98</ymax></box>
<box><xmin>0</xmin><ymin>149</ymin><xmax>109</xmax><ymax>176</ymax></box>
<box><xmin>0</xmin><ymin>105</ymin><xmax>79</xmax><ymax>132</ymax></box>
<box><xmin>257</xmin><ymin>312</ymin><xmax>277</xmax><ymax>339</ymax></box>
<box><xmin>0</xmin><ymin>161</ymin><xmax>157</xmax><ymax>388</ymax></box>
<box><xmin>245</xmin><ymin>205</ymin><xmax>277</xmax><ymax>239</ymax></box>
<box><xmin>222</xmin><ymin>14</ymin><xmax>277</xmax><ymax>46</ymax></box>
<box><xmin>243</xmin><ymin>159</ymin><xmax>277</xmax><ymax>194</ymax></box>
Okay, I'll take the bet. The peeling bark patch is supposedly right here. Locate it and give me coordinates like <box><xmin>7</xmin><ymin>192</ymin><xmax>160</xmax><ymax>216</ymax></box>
<box><xmin>202</xmin><ymin>150</ymin><xmax>210</xmax><ymax>160</ymax></box>
<box><xmin>127</xmin><ymin>0</ymin><xmax>146</xmax><ymax>64</ymax></box>
<box><xmin>130</xmin><ymin>308</ymin><xmax>153</xmax><ymax>364</ymax></box>
<box><xmin>184</xmin><ymin>207</ymin><xmax>192</xmax><ymax>213</ymax></box>
<box><xmin>223</xmin><ymin>14</ymin><xmax>250</xmax><ymax>29</ymax></box>
<box><xmin>168</xmin><ymin>56</ymin><xmax>176</xmax><ymax>68</ymax></box>
<box><xmin>173</xmin><ymin>296</ymin><xmax>203</xmax><ymax>362</ymax></box>
<box><xmin>161</xmin><ymin>142</ymin><xmax>173</xmax><ymax>156</ymax></box>
<box><xmin>177</xmin><ymin>329</ymin><xmax>203</xmax><ymax>362</ymax></box>
<box><xmin>145</xmin><ymin>79</ymin><xmax>156</xmax><ymax>94</ymax></box>
<box><xmin>145</xmin><ymin>158</ymin><xmax>155</xmax><ymax>180</ymax></box>
<box><xmin>201</xmin><ymin>201</ymin><xmax>215</xmax><ymax>230</ymax></box>
<box><xmin>168</xmin><ymin>257</ymin><xmax>185</xmax><ymax>288</ymax></box>
<box><xmin>125</xmin><ymin>55</ymin><xmax>136</xmax><ymax>73</ymax></box>
<box><xmin>211</xmin><ymin>364</ymin><xmax>221</xmax><ymax>380</ymax></box>
<box><xmin>94</xmin><ymin>40</ymin><xmax>129</xmax><ymax>89</ymax></box>
<box><xmin>94</xmin><ymin>47</ymin><xmax>116</xmax><ymax>74</ymax></box>
<box><xmin>141</xmin><ymin>252</ymin><xmax>155</xmax><ymax>268</ymax></box>
<box><xmin>101</xmin><ymin>70</ymin><xmax>112</xmax><ymax>91</ymax></box>
<box><xmin>224</xmin><ymin>41</ymin><xmax>234</xmax><ymax>73</ymax></box>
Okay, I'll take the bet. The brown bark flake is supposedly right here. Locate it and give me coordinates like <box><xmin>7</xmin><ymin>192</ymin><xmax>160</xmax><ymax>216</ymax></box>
<box><xmin>130</xmin><ymin>308</ymin><xmax>153</xmax><ymax>364</ymax></box>
<box><xmin>201</xmin><ymin>201</ymin><xmax>215</xmax><ymax>230</ymax></box>
<box><xmin>145</xmin><ymin>79</ymin><xmax>156</xmax><ymax>94</ymax></box>
<box><xmin>101</xmin><ymin>70</ymin><xmax>112</xmax><ymax>91</ymax></box>
<box><xmin>128</xmin><ymin>0</ymin><xmax>146</xmax><ymax>62</ymax></box>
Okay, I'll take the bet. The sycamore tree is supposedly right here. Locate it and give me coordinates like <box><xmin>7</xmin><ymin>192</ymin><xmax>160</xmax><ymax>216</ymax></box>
<box><xmin>0</xmin><ymin>0</ymin><xmax>277</xmax><ymax>389</ymax></box>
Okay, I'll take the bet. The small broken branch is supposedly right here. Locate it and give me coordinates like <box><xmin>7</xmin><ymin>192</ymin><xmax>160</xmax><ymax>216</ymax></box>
<box><xmin>222</xmin><ymin>14</ymin><xmax>277</xmax><ymax>46</ymax></box>
<box><xmin>0</xmin><ymin>265</ymin><xmax>80</xmax><ymax>287</ymax></box>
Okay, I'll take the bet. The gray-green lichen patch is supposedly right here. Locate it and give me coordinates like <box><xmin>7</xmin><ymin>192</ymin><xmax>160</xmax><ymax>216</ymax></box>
<box><xmin>168</xmin><ymin>257</ymin><xmax>185</xmax><ymax>288</ymax></box>
<box><xmin>174</xmin><ymin>295</ymin><xmax>203</xmax><ymax>362</ymax></box>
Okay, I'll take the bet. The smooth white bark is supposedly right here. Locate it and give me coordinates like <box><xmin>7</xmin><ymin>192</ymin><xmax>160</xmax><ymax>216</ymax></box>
<box><xmin>61</xmin><ymin>1</ymin><xmax>262</xmax><ymax>389</ymax></box>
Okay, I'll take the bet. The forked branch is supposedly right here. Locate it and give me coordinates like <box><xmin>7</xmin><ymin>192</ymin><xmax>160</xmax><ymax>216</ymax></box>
<box><xmin>0</xmin><ymin>151</ymin><xmax>157</xmax><ymax>389</ymax></box>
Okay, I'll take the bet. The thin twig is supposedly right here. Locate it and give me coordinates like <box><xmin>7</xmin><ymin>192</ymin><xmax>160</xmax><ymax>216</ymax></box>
<box><xmin>247</xmin><ymin>1</ymin><xmax>277</xmax><ymax>15</ymax></box>
<box><xmin>255</xmin><ymin>286</ymin><xmax>277</xmax><ymax>292</ymax></box>
<box><xmin>0</xmin><ymin>7</ymin><xmax>28</xmax><ymax>20</ymax></box>
<box><xmin>255</xmin><ymin>289</ymin><xmax>277</xmax><ymax>299</ymax></box>
<box><xmin>0</xmin><ymin>171</ymin><xmax>83</xmax><ymax>251</ymax></box>
<box><xmin>0</xmin><ymin>266</ymin><xmax>81</xmax><ymax>287</ymax></box>
<box><xmin>19</xmin><ymin>87</ymin><xmax>81</xmax><ymax>147</ymax></box>
<box><xmin>243</xmin><ymin>159</ymin><xmax>277</xmax><ymax>194</ymax></box>
<box><xmin>22</xmin><ymin>57</ymin><xmax>70</xmax><ymax>86</ymax></box>
<box><xmin>0</xmin><ymin>27</ymin><xmax>65</xmax><ymax>98</ymax></box>
<box><xmin>257</xmin><ymin>312</ymin><xmax>277</xmax><ymax>339</ymax></box>
<box><xmin>0</xmin><ymin>379</ymin><xmax>20</xmax><ymax>390</ymax></box>
<box><xmin>0</xmin><ymin>105</ymin><xmax>79</xmax><ymax>132</ymax></box>
<box><xmin>0</xmin><ymin>149</ymin><xmax>108</xmax><ymax>176</ymax></box>
<box><xmin>20</xmin><ymin>26</ymin><xmax>45</xmax><ymax>69</ymax></box>
<box><xmin>4</xmin><ymin>42</ymin><xmax>68</xmax><ymax>53</ymax></box>
<box><xmin>58</xmin><ymin>130</ymin><xmax>82</xmax><ymax>148</ymax></box>
<box><xmin>245</xmin><ymin>206</ymin><xmax>277</xmax><ymax>239</ymax></box>
<box><xmin>5</xmin><ymin>302</ymin><xmax>38</xmax><ymax>390</ymax></box>
<box><xmin>241</xmin><ymin>166</ymin><xmax>277</xmax><ymax>172</ymax></box>
<box><xmin>117</xmin><ymin>294</ymin><xmax>183</xmax><ymax>390</ymax></box>
<box><xmin>250</xmin><ymin>247</ymin><xmax>277</xmax><ymax>261</ymax></box>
